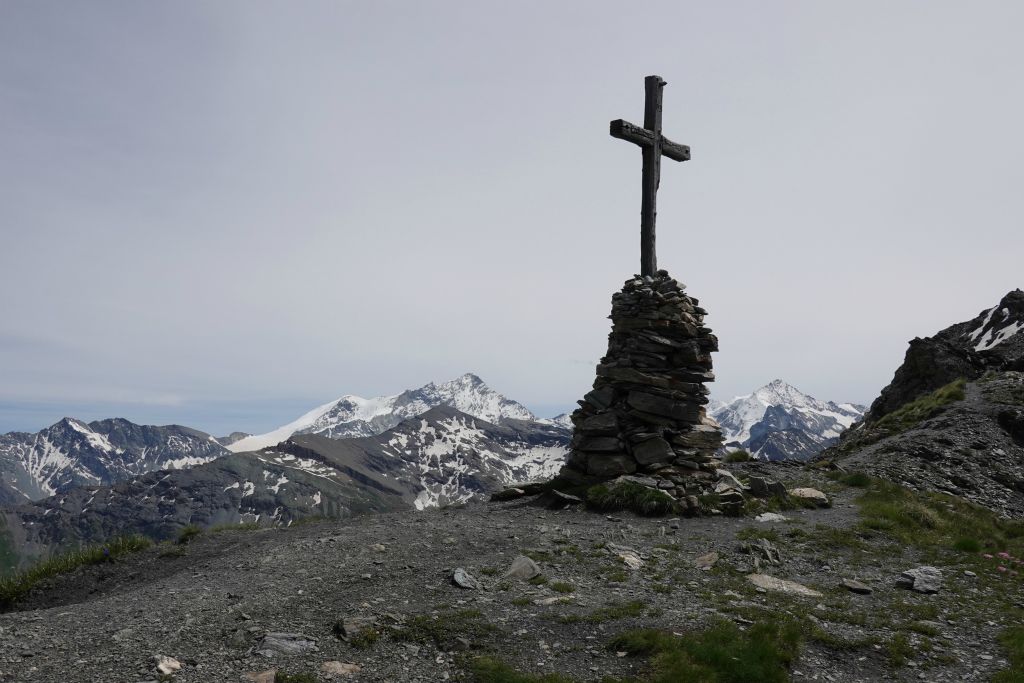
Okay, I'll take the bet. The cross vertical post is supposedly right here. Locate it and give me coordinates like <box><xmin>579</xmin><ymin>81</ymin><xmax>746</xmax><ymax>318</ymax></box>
<box><xmin>610</xmin><ymin>75</ymin><xmax>690</xmax><ymax>278</ymax></box>
<box><xmin>640</xmin><ymin>76</ymin><xmax>665</xmax><ymax>277</ymax></box>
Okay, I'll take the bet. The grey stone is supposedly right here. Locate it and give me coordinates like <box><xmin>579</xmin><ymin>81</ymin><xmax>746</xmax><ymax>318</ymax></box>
<box><xmin>255</xmin><ymin>632</ymin><xmax>318</xmax><ymax>656</ymax></box>
<box><xmin>632</xmin><ymin>437</ymin><xmax>675</xmax><ymax>465</ymax></box>
<box><xmin>747</xmin><ymin>476</ymin><xmax>787</xmax><ymax>499</ymax></box>
<box><xmin>586</xmin><ymin>454</ymin><xmax>636</xmax><ymax>477</ymax></box>
<box><xmin>898</xmin><ymin>566</ymin><xmax>943</xmax><ymax>594</ymax></box>
<box><xmin>842</xmin><ymin>578</ymin><xmax>873</xmax><ymax>595</ymax></box>
<box><xmin>504</xmin><ymin>555</ymin><xmax>541</xmax><ymax>580</ymax></box>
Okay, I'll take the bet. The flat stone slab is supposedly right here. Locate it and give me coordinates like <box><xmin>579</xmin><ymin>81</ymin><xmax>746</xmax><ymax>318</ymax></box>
<box><xmin>789</xmin><ymin>488</ymin><xmax>830</xmax><ymax>507</ymax></box>
<box><xmin>747</xmin><ymin>573</ymin><xmax>823</xmax><ymax>598</ymax></box>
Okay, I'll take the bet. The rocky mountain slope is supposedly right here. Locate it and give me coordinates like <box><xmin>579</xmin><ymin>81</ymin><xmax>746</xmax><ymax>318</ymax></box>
<box><xmin>867</xmin><ymin>289</ymin><xmax>1024</xmax><ymax>421</ymax></box>
<box><xmin>0</xmin><ymin>407</ymin><xmax>569</xmax><ymax>569</ymax></box>
<box><xmin>825</xmin><ymin>290</ymin><xmax>1024</xmax><ymax>517</ymax></box>
<box><xmin>0</xmin><ymin>418</ymin><xmax>228</xmax><ymax>503</ymax></box>
<box><xmin>229</xmin><ymin>373</ymin><xmax>540</xmax><ymax>452</ymax></box>
<box><xmin>711</xmin><ymin>380</ymin><xmax>864</xmax><ymax>460</ymax></box>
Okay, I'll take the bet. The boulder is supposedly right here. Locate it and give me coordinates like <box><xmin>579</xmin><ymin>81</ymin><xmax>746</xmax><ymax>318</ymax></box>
<box><xmin>897</xmin><ymin>566</ymin><xmax>943</xmax><ymax>594</ymax></box>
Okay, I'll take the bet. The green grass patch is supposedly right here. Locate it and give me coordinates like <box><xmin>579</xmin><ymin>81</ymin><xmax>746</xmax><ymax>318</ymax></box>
<box><xmin>609</xmin><ymin>618</ymin><xmax>801</xmax><ymax>683</ymax></box>
<box><xmin>855</xmin><ymin>478</ymin><xmax>1024</xmax><ymax>553</ymax></box>
<box><xmin>466</xmin><ymin>656</ymin><xmax>577</xmax><ymax>683</ymax></box>
<box><xmin>392</xmin><ymin>609</ymin><xmax>497</xmax><ymax>648</ymax></box>
<box><xmin>587</xmin><ymin>481</ymin><xmax>677</xmax><ymax>516</ymax></box>
<box><xmin>551</xmin><ymin>581</ymin><xmax>574</xmax><ymax>594</ymax></box>
<box><xmin>511</xmin><ymin>597</ymin><xmax>532</xmax><ymax>607</ymax></box>
<box><xmin>528</xmin><ymin>575</ymin><xmax>549</xmax><ymax>586</ymax></box>
<box><xmin>175</xmin><ymin>524</ymin><xmax>202</xmax><ymax>545</ymax></box>
<box><xmin>994</xmin><ymin>626</ymin><xmax>1024</xmax><ymax>683</ymax></box>
<box><xmin>874</xmin><ymin>379</ymin><xmax>966</xmax><ymax>434</ymax></box>
<box><xmin>736</xmin><ymin>527</ymin><xmax>780</xmax><ymax>542</ymax></box>
<box><xmin>275</xmin><ymin>673</ymin><xmax>317</xmax><ymax>683</ymax></box>
<box><xmin>556</xmin><ymin>600</ymin><xmax>646</xmax><ymax>625</ymax></box>
<box><xmin>0</xmin><ymin>535</ymin><xmax>152</xmax><ymax>609</ymax></box>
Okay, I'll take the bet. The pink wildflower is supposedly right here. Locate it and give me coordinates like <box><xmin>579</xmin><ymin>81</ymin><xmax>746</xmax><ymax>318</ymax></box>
<box><xmin>997</xmin><ymin>566</ymin><xmax>1007</xmax><ymax>572</ymax></box>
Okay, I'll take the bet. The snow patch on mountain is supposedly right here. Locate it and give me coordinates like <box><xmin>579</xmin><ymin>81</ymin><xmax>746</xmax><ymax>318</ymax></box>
<box><xmin>229</xmin><ymin>373</ymin><xmax>540</xmax><ymax>452</ymax></box>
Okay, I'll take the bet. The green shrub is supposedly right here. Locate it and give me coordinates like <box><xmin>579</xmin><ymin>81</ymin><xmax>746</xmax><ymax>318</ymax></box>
<box><xmin>724</xmin><ymin>450</ymin><xmax>752</xmax><ymax>463</ymax></box>
<box><xmin>587</xmin><ymin>481</ymin><xmax>676</xmax><ymax>516</ymax></box>
<box><xmin>392</xmin><ymin>609</ymin><xmax>496</xmax><ymax>648</ymax></box>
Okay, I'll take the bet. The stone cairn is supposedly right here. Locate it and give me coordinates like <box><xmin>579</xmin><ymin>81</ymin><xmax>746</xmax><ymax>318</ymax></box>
<box><xmin>561</xmin><ymin>270</ymin><xmax>734</xmax><ymax>513</ymax></box>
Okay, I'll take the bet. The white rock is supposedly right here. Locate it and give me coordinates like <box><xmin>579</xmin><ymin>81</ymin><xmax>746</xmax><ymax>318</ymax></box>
<box><xmin>151</xmin><ymin>655</ymin><xmax>181</xmax><ymax>675</ymax></box>
<box><xmin>747</xmin><ymin>573</ymin><xmax>823</xmax><ymax>598</ymax></box>
<box><xmin>789</xmin><ymin>488</ymin><xmax>830</xmax><ymax>507</ymax></box>
<box><xmin>754</xmin><ymin>512</ymin><xmax>789</xmax><ymax>523</ymax></box>
<box><xmin>321</xmin><ymin>661</ymin><xmax>362</xmax><ymax>677</ymax></box>
<box><xmin>504</xmin><ymin>555</ymin><xmax>541</xmax><ymax>580</ymax></box>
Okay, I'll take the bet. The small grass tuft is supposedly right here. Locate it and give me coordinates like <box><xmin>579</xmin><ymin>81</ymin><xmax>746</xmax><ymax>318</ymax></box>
<box><xmin>557</xmin><ymin>600</ymin><xmax>646</xmax><ymax>625</ymax></box>
<box><xmin>550</xmin><ymin>581</ymin><xmax>575</xmax><ymax>594</ymax></box>
<box><xmin>587</xmin><ymin>481</ymin><xmax>676</xmax><ymax>516</ymax></box>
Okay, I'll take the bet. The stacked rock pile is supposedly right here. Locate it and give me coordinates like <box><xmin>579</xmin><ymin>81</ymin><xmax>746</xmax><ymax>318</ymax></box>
<box><xmin>561</xmin><ymin>270</ymin><xmax>729</xmax><ymax>511</ymax></box>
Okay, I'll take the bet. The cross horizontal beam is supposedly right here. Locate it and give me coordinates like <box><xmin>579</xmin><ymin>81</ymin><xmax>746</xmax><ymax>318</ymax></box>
<box><xmin>609</xmin><ymin>119</ymin><xmax>690</xmax><ymax>162</ymax></box>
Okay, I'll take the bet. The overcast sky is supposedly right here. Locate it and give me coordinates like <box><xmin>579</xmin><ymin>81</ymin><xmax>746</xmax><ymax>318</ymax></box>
<box><xmin>1</xmin><ymin>1</ymin><xmax>1022</xmax><ymax>435</ymax></box>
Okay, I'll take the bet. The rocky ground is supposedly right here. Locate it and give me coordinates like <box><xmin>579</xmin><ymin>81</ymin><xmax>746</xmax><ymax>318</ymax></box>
<box><xmin>831</xmin><ymin>372</ymin><xmax>1024</xmax><ymax>518</ymax></box>
<box><xmin>0</xmin><ymin>463</ymin><xmax>1022</xmax><ymax>683</ymax></box>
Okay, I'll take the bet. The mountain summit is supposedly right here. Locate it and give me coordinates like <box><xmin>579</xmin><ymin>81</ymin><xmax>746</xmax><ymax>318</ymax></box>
<box><xmin>711</xmin><ymin>380</ymin><xmax>864</xmax><ymax>460</ymax></box>
<box><xmin>228</xmin><ymin>373</ymin><xmax>538</xmax><ymax>452</ymax></box>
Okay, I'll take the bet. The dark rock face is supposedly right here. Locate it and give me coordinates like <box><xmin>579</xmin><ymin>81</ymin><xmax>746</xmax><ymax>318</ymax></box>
<box><xmin>868</xmin><ymin>289</ymin><xmax>1024</xmax><ymax>422</ymax></box>
<box><xmin>560</xmin><ymin>272</ymin><xmax>723</xmax><ymax>503</ymax></box>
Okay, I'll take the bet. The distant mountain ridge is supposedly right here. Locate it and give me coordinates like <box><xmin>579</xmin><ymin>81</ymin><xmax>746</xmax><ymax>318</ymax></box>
<box><xmin>0</xmin><ymin>418</ymin><xmax>228</xmax><ymax>503</ymax></box>
<box><xmin>0</xmin><ymin>405</ymin><xmax>569</xmax><ymax>569</ymax></box>
<box><xmin>229</xmin><ymin>373</ymin><xmax>540</xmax><ymax>452</ymax></box>
<box><xmin>710</xmin><ymin>380</ymin><xmax>864</xmax><ymax>461</ymax></box>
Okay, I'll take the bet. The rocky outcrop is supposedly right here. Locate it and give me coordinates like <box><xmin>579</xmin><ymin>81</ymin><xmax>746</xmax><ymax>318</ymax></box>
<box><xmin>559</xmin><ymin>272</ymin><xmax>723</xmax><ymax>504</ymax></box>
<box><xmin>868</xmin><ymin>290</ymin><xmax>1024</xmax><ymax>421</ymax></box>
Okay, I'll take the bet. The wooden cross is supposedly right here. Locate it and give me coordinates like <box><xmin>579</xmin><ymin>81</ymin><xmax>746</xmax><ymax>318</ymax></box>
<box><xmin>610</xmin><ymin>75</ymin><xmax>690</xmax><ymax>277</ymax></box>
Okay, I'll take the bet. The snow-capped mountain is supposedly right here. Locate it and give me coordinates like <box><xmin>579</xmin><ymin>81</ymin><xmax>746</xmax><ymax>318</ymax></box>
<box><xmin>1</xmin><ymin>406</ymin><xmax>569</xmax><ymax>568</ymax></box>
<box><xmin>229</xmin><ymin>373</ymin><xmax>539</xmax><ymax>452</ymax></box>
<box><xmin>0</xmin><ymin>418</ymin><xmax>229</xmax><ymax>503</ymax></box>
<box><xmin>711</xmin><ymin>380</ymin><xmax>865</xmax><ymax>461</ymax></box>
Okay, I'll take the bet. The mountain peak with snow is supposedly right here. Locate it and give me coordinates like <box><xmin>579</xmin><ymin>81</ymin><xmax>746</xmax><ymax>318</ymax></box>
<box><xmin>711</xmin><ymin>381</ymin><xmax>865</xmax><ymax>460</ymax></box>
<box><xmin>228</xmin><ymin>374</ymin><xmax>540</xmax><ymax>453</ymax></box>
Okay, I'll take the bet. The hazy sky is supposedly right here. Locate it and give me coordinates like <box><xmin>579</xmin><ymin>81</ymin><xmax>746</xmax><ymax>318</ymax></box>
<box><xmin>2</xmin><ymin>1</ymin><xmax>1022</xmax><ymax>435</ymax></box>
